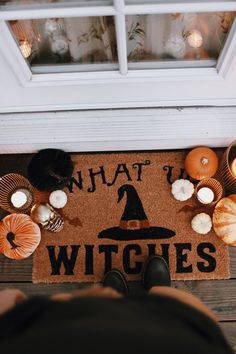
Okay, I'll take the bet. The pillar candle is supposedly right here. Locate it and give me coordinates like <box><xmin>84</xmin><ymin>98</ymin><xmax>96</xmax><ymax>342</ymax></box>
<box><xmin>230</xmin><ymin>158</ymin><xmax>236</xmax><ymax>177</ymax></box>
<box><xmin>11</xmin><ymin>190</ymin><xmax>27</xmax><ymax>208</ymax></box>
<box><xmin>197</xmin><ymin>187</ymin><xmax>214</xmax><ymax>204</ymax></box>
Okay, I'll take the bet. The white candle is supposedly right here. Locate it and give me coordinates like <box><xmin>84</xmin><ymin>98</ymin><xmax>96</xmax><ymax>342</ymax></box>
<box><xmin>11</xmin><ymin>191</ymin><xmax>27</xmax><ymax>208</ymax></box>
<box><xmin>230</xmin><ymin>158</ymin><xmax>236</xmax><ymax>177</ymax></box>
<box><xmin>197</xmin><ymin>187</ymin><xmax>214</xmax><ymax>204</ymax></box>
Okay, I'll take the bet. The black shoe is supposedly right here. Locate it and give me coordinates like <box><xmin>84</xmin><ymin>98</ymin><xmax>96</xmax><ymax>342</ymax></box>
<box><xmin>142</xmin><ymin>255</ymin><xmax>171</xmax><ymax>290</ymax></box>
<box><xmin>102</xmin><ymin>269</ymin><xmax>129</xmax><ymax>296</ymax></box>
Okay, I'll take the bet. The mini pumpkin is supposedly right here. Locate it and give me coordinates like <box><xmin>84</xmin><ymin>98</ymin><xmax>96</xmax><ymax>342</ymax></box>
<box><xmin>185</xmin><ymin>147</ymin><xmax>219</xmax><ymax>180</ymax></box>
<box><xmin>213</xmin><ymin>194</ymin><xmax>236</xmax><ymax>246</ymax></box>
<box><xmin>171</xmin><ymin>179</ymin><xmax>194</xmax><ymax>201</ymax></box>
<box><xmin>191</xmin><ymin>213</ymin><xmax>212</xmax><ymax>235</ymax></box>
<box><xmin>0</xmin><ymin>214</ymin><xmax>41</xmax><ymax>259</ymax></box>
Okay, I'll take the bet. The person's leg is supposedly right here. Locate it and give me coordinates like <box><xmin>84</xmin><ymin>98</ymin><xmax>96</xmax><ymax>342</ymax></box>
<box><xmin>51</xmin><ymin>285</ymin><xmax>122</xmax><ymax>301</ymax></box>
<box><xmin>0</xmin><ymin>289</ymin><xmax>27</xmax><ymax>315</ymax></box>
<box><xmin>51</xmin><ymin>269</ymin><xmax>129</xmax><ymax>301</ymax></box>
<box><xmin>142</xmin><ymin>255</ymin><xmax>217</xmax><ymax>322</ymax></box>
<box><xmin>149</xmin><ymin>286</ymin><xmax>217</xmax><ymax>322</ymax></box>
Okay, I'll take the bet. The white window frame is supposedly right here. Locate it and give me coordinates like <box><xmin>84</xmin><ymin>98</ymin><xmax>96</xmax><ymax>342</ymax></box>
<box><xmin>0</xmin><ymin>0</ymin><xmax>236</xmax><ymax>87</ymax></box>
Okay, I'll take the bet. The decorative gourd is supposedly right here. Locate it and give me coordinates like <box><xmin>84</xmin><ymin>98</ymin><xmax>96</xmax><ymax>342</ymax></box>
<box><xmin>213</xmin><ymin>194</ymin><xmax>236</xmax><ymax>246</ymax></box>
<box><xmin>27</xmin><ymin>149</ymin><xmax>74</xmax><ymax>192</ymax></box>
<box><xmin>171</xmin><ymin>179</ymin><xmax>194</xmax><ymax>201</ymax></box>
<box><xmin>185</xmin><ymin>147</ymin><xmax>219</xmax><ymax>180</ymax></box>
<box><xmin>0</xmin><ymin>214</ymin><xmax>41</xmax><ymax>259</ymax></box>
<box><xmin>191</xmin><ymin>213</ymin><xmax>212</xmax><ymax>234</ymax></box>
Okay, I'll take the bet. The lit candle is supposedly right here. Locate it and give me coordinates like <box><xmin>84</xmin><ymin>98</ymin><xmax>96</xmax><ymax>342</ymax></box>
<box><xmin>20</xmin><ymin>40</ymin><xmax>32</xmax><ymax>59</ymax></box>
<box><xmin>11</xmin><ymin>191</ymin><xmax>27</xmax><ymax>208</ymax></box>
<box><xmin>187</xmin><ymin>30</ymin><xmax>203</xmax><ymax>49</ymax></box>
<box><xmin>230</xmin><ymin>158</ymin><xmax>236</xmax><ymax>177</ymax></box>
<box><xmin>197</xmin><ymin>187</ymin><xmax>214</xmax><ymax>204</ymax></box>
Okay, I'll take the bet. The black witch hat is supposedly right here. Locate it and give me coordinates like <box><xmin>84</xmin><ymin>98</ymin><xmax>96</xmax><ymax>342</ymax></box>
<box><xmin>27</xmin><ymin>149</ymin><xmax>74</xmax><ymax>192</ymax></box>
<box><xmin>98</xmin><ymin>184</ymin><xmax>175</xmax><ymax>241</ymax></box>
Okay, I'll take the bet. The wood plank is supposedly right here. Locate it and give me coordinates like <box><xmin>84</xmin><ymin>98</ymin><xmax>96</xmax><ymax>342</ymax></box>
<box><xmin>230</xmin><ymin>247</ymin><xmax>236</xmax><ymax>279</ymax></box>
<box><xmin>220</xmin><ymin>322</ymin><xmax>236</xmax><ymax>353</ymax></box>
<box><xmin>174</xmin><ymin>280</ymin><xmax>236</xmax><ymax>321</ymax></box>
<box><xmin>0</xmin><ymin>254</ymin><xmax>32</xmax><ymax>281</ymax></box>
<box><xmin>0</xmin><ymin>280</ymin><xmax>236</xmax><ymax>321</ymax></box>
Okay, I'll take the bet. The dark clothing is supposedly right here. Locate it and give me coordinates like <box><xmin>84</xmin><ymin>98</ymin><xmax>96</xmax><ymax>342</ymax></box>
<box><xmin>0</xmin><ymin>294</ymin><xmax>233</xmax><ymax>354</ymax></box>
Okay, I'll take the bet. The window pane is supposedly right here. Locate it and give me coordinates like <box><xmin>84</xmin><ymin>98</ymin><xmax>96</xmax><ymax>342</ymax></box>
<box><xmin>8</xmin><ymin>16</ymin><xmax>118</xmax><ymax>73</ymax></box>
<box><xmin>126</xmin><ymin>12</ymin><xmax>235</xmax><ymax>68</ymax></box>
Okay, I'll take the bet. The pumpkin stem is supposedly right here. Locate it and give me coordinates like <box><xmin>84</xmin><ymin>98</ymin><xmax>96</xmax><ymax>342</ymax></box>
<box><xmin>201</xmin><ymin>157</ymin><xmax>209</xmax><ymax>165</ymax></box>
<box><xmin>6</xmin><ymin>232</ymin><xmax>18</xmax><ymax>249</ymax></box>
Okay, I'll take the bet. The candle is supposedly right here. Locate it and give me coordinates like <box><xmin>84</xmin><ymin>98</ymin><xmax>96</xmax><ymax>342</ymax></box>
<box><xmin>230</xmin><ymin>158</ymin><xmax>236</xmax><ymax>177</ymax></box>
<box><xmin>197</xmin><ymin>187</ymin><xmax>214</xmax><ymax>204</ymax></box>
<box><xmin>11</xmin><ymin>190</ymin><xmax>27</xmax><ymax>208</ymax></box>
<box><xmin>20</xmin><ymin>40</ymin><xmax>32</xmax><ymax>59</ymax></box>
<box><xmin>187</xmin><ymin>30</ymin><xmax>203</xmax><ymax>49</ymax></box>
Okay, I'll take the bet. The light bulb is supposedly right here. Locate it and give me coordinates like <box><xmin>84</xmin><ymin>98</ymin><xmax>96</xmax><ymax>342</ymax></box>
<box><xmin>20</xmin><ymin>40</ymin><xmax>32</xmax><ymax>58</ymax></box>
<box><xmin>187</xmin><ymin>30</ymin><xmax>203</xmax><ymax>49</ymax></box>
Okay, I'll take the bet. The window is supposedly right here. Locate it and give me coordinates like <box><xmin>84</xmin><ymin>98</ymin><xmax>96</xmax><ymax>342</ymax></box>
<box><xmin>1</xmin><ymin>0</ymin><xmax>236</xmax><ymax>84</ymax></box>
<box><xmin>9</xmin><ymin>16</ymin><xmax>118</xmax><ymax>74</ymax></box>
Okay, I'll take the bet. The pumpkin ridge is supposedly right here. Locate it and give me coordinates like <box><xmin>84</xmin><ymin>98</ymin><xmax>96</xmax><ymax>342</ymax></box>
<box><xmin>214</xmin><ymin>206</ymin><xmax>236</xmax><ymax>216</ymax></box>
<box><xmin>213</xmin><ymin>221</ymin><xmax>236</xmax><ymax>227</ymax></box>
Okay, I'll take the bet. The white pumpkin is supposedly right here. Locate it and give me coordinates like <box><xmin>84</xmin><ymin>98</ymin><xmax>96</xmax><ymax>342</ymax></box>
<box><xmin>171</xmin><ymin>179</ymin><xmax>194</xmax><ymax>201</ymax></box>
<box><xmin>191</xmin><ymin>213</ymin><xmax>212</xmax><ymax>235</ymax></box>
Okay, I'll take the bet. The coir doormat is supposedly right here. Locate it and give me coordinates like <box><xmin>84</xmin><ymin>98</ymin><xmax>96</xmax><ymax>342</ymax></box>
<box><xmin>33</xmin><ymin>151</ymin><xmax>230</xmax><ymax>283</ymax></box>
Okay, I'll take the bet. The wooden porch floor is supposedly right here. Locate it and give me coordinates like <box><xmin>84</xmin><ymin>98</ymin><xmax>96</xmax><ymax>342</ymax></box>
<box><xmin>0</xmin><ymin>154</ymin><xmax>235</xmax><ymax>351</ymax></box>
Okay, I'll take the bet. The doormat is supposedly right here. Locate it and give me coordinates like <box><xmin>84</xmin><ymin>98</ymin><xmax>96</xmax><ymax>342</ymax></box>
<box><xmin>32</xmin><ymin>151</ymin><xmax>230</xmax><ymax>283</ymax></box>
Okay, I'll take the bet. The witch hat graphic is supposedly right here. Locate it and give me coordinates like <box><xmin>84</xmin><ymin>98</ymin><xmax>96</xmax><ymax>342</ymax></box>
<box><xmin>98</xmin><ymin>184</ymin><xmax>175</xmax><ymax>241</ymax></box>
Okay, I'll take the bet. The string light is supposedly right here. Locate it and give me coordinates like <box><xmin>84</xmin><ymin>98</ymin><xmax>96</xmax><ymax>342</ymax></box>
<box><xmin>187</xmin><ymin>29</ymin><xmax>203</xmax><ymax>49</ymax></box>
<box><xmin>19</xmin><ymin>40</ymin><xmax>32</xmax><ymax>58</ymax></box>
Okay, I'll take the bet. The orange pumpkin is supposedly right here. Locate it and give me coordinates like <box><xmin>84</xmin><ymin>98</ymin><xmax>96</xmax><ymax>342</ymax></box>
<box><xmin>185</xmin><ymin>147</ymin><xmax>219</xmax><ymax>180</ymax></box>
<box><xmin>0</xmin><ymin>214</ymin><xmax>41</xmax><ymax>259</ymax></box>
<box><xmin>213</xmin><ymin>194</ymin><xmax>236</xmax><ymax>246</ymax></box>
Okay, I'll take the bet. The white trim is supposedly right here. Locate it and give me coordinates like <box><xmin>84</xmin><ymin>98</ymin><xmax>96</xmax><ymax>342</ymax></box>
<box><xmin>1</xmin><ymin>0</ymin><xmax>236</xmax><ymax>20</ymax></box>
<box><xmin>32</xmin><ymin>63</ymin><xmax>119</xmax><ymax>74</ymax></box>
<box><xmin>2</xmin><ymin>98</ymin><xmax>236</xmax><ymax>114</ymax></box>
<box><xmin>0</xmin><ymin>20</ymin><xmax>32</xmax><ymax>85</ymax></box>
<box><xmin>0</xmin><ymin>107</ymin><xmax>235</xmax><ymax>153</ymax></box>
<box><xmin>27</xmin><ymin>67</ymin><xmax>219</xmax><ymax>86</ymax></box>
<box><xmin>31</xmin><ymin>59</ymin><xmax>216</xmax><ymax>74</ymax></box>
<box><xmin>128</xmin><ymin>59</ymin><xmax>217</xmax><ymax>70</ymax></box>
<box><xmin>124</xmin><ymin>1</ymin><xmax>236</xmax><ymax>15</ymax></box>
<box><xmin>0</xmin><ymin>6</ymin><xmax>116</xmax><ymax>20</ymax></box>
<box><xmin>217</xmin><ymin>16</ymin><xmax>236</xmax><ymax>78</ymax></box>
<box><xmin>114</xmin><ymin>0</ymin><xmax>128</xmax><ymax>75</ymax></box>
